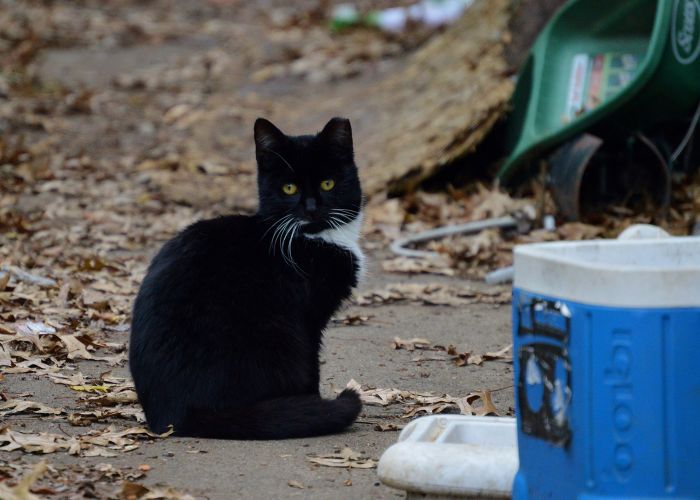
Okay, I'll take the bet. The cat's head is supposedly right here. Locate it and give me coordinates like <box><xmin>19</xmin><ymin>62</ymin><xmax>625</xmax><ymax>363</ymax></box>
<box><xmin>254</xmin><ymin>117</ymin><xmax>362</xmax><ymax>235</ymax></box>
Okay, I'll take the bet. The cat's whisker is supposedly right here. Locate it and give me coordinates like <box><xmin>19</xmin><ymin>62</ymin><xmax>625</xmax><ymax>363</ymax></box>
<box><xmin>326</xmin><ymin>218</ymin><xmax>340</xmax><ymax>231</ymax></box>
<box><xmin>267</xmin><ymin>216</ymin><xmax>288</xmax><ymax>254</ymax></box>
<box><xmin>279</xmin><ymin>220</ymin><xmax>306</xmax><ymax>276</ymax></box>
<box><xmin>277</xmin><ymin>218</ymin><xmax>296</xmax><ymax>256</ymax></box>
<box><xmin>284</xmin><ymin>221</ymin><xmax>303</xmax><ymax>274</ymax></box>
<box><xmin>331</xmin><ymin>208</ymin><xmax>359</xmax><ymax>216</ymax></box>
<box><xmin>329</xmin><ymin>216</ymin><xmax>347</xmax><ymax>229</ymax></box>
<box><xmin>270</xmin><ymin>215</ymin><xmax>294</xmax><ymax>255</ymax></box>
<box><xmin>262</xmin><ymin>214</ymin><xmax>290</xmax><ymax>241</ymax></box>
<box><xmin>329</xmin><ymin>209</ymin><xmax>358</xmax><ymax>224</ymax></box>
<box><xmin>331</xmin><ymin>208</ymin><xmax>358</xmax><ymax>215</ymax></box>
<box><xmin>279</xmin><ymin>217</ymin><xmax>299</xmax><ymax>267</ymax></box>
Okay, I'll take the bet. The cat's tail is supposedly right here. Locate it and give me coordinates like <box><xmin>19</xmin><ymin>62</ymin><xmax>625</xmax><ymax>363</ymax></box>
<box><xmin>178</xmin><ymin>389</ymin><xmax>362</xmax><ymax>440</ymax></box>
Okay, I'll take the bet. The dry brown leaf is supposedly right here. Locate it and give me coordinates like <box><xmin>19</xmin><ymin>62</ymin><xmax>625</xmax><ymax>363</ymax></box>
<box><xmin>374</xmin><ymin>423</ymin><xmax>404</xmax><ymax>432</ymax></box>
<box><xmin>0</xmin><ymin>427</ymin><xmax>70</xmax><ymax>454</ymax></box>
<box><xmin>453</xmin><ymin>344</ymin><xmax>512</xmax><ymax>367</ymax></box>
<box><xmin>0</xmin><ymin>424</ymin><xmax>172</xmax><ymax>456</ymax></box>
<box><xmin>354</xmin><ymin>283</ymin><xmax>479</xmax><ymax>307</ymax></box>
<box><xmin>468</xmin><ymin>391</ymin><xmax>499</xmax><ymax>416</ymax></box>
<box><xmin>57</xmin><ymin>334</ymin><xmax>93</xmax><ymax>360</ymax></box>
<box><xmin>0</xmin><ymin>343</ymin><xmax>12</xmax><ymax>367</ymax></box>
<box><xmin>557</xmin><ymin>222</ymin><xmax>604</xmax><ymax>241</ymax></box>
<box><xmin>0</xmin><ymin>271</ymin><xmax>10</xmax><ymax>291</ymax></box>
<box><xmin>307</xmin><ymin>447</ymin><xmax>377</xmax><ymax>469</ymax></box>
<box><xmin>70</xmin><ymin>384</ymin><xmax>110</xmax><ymax>393</ymax></box>
<box><xmin>48</xmin><ymin>372</ymin><xmax>86</xmax><ymax>386</ymax></box>
<box><xmin>381</xmin><ymin>257</ymin><xmax>455</xmax><ymax>276</ymax></box>
<box><xmin>0</xmin><ymin>460</ymin><xmax>47</xmax><ymax>500</ymax></box>
<box><xmin>391</xmin><ymin>337</ymin><xmax>431</xmax><ymax>351</ymax></box>
<box><xmin>470</xmin><ymin>185</ymin><xmax>530</xmax><ymax>220</ymax></box>
<box><xmin>483</xmin><ymin>344</ymin><xmax>513</xmax><ymax>362</ymax></box>
<box><xmin>81</xmin><ymin>289</ymin><xmax>110</xmax><ymax>312</ymax></box>
<box><xmin>121</xmin><ymin>481</ymin><xmax>150</xmax><ymax>500</ymax></box>
<box><xmin>346</xmin><ymin>380</ymin><xmax>500</xmax><ymax>418</ymax></box>
<box><xmin>345</xmin><ymin>379</ymin><xmax>410</xmax><ymax>406</ymax></box>
<box><xmin>88</xmin><ymin>390</ymin><xmax>139</xmax><ymax>406</ymax></box>
<box><xmin>403</xmin><ymin>402</ymin><xmax>456</xmax><ymax>418</ymax></box>
<box><xmin>68</xmin><ymin>407</ymin><xmax>145</xmax><ymax>426</ymax></box>
<box><xmin>331</xmin><ymin>314</ymin><xmax>372</xmax><ymax>326</ymax></box>
<box><xmin>0</xmin><ymin>399</ymin><xmax>63</xmax><ymax>416</ymax></box>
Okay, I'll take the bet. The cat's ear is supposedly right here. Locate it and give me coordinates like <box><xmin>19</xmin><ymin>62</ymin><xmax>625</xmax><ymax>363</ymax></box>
<box><xmin>254</xmin><ymin>118</ymin><xmax>286</xmax><ymax>157</ymax></box>
<box><xmin>318</xmin><ymin>117</ymin><xmax>353</xmax><ymax>159</ymax></box>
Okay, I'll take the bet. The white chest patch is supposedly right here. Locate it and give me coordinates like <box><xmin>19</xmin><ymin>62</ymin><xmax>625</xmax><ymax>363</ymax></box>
<box><xmin>304</xmin><ymin>212</ymin><xmax>366</xmax><ymax>279</ymax></box>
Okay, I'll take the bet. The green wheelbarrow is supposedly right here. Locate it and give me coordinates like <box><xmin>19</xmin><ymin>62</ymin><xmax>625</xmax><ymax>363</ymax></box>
<box><xmin>499</xmin><ymin>0</ymin><xmax>700</xmax><ymax>219</ymax></box>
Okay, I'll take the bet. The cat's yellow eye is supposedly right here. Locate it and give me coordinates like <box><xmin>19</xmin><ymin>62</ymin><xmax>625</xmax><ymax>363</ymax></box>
<box><xmin>320</xmin><ymin>179</ymin><xmax>335</xmax><ymax>191</ymax></box>
<box><xmin>282</xmin><ymin>183</ymin><xmax>298</xmax><ymax>195</ymax></box>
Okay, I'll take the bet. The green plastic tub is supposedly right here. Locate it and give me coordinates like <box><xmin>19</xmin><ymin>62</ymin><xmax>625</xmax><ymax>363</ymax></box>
<box><xmin>499</xmin><ymin>0</ymin><xmax>700</xmax><ymax>184</ymax></box>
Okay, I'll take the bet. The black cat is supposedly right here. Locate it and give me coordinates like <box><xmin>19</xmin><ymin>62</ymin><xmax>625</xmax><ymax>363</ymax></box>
<box><xmin>129</xmin><ymin>117</ymin><xmax>364</xmax><ymax>439</ymax></box>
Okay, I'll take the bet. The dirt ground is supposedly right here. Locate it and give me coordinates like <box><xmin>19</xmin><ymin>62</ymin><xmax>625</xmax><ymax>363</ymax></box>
<box><xmin>1</xmin><ymin>1</ymin><xmax>520</xmax><ymax>498</ymax></box>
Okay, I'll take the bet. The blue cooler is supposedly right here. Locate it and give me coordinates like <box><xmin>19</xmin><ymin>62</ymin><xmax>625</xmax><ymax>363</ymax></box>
<box><xmin>512</xmin><ymin>237</ymin><xmax>700</xmax><ymax>499</ymax></box>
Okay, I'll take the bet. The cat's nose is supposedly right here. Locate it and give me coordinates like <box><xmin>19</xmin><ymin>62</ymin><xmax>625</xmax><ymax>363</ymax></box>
<box><xmin>304</xmin><ymin>198</ymin><xmax>317</xmax><ymax>214</ymax></box>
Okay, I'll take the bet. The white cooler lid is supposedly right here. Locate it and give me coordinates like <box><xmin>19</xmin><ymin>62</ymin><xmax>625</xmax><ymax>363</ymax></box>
<box><xmin>514</xmin><ymin>237</ymin><xmax>700</xmax><ymax>308</ymax></box>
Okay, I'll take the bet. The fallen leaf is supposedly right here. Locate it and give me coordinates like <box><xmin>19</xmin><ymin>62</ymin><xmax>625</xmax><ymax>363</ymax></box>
<box><xmin>88</xmin><ymin>390</ymin><xmax>139</xmax><ymax>406</ymax></box>
<box><xmin>287</xmin><ymin>480</ymin><xmax>305</xmax><ymax>489</ymax></box>
<box><xmin>0</xmin><ymin>399</ymin><xmax>63</xmax><ymax>416</ymax></box>
<box><xmin>0</xmin><ymin>271</ymin><xmax>9</xmax><ymax>291</ymax></box>
<box><xmin>307</xmin><ymin>447</ymin><xmax>377</xmax><ymax>469</ymax></box>
<box><xmin>373</xmin><ymin>423</ymin><xmax>404</xmax><ymax>432</ymax></box>
<box><xmin>355</xmin><ymin>283</ymin><xmax>478</xmax><ymax>307</ymax></box>
<box><xmin>0</xmin><ymin>427</ymin><xmax>70</xmax><ymax>454</ymax></box>
<box><xmin>381</xmin><ymin>257</ymin><xmax>455</xmax><ymax>276</ymax></box>
<box><xmin>0</xmin><ymin>425</ymin><xmax>172</xmax><ymax>456</ymax></box>
<box><xmin>121</xmin><ymin>481</ymin><xmax>149</xmax><ymax>500</ymax></box>
<box><xmin>467</xmin><ymin>391</ymin><xmax>499</xmax><ymax>416</ymax></box>
<box><xmin>70</xmin><ymin>384</ymin><xmax>110</xmax><ymax>393</ymax></box>
<box><xmin>68</xmin><ymin>407</ymin><xmax>145</xmax><ymax>426</ymax></box>
<box><xmin>81</xmin><ymin>289</ymin><xmax>110</xmax><ymax>312</ymax></box>
<box><xmin>57</xmin><ymin>334</ymin><xmax>94</xmax><ymax>360</ymax></box>
<box><xmin>470</xmin><ymin>185</ymin><xmax>531</xmax><ymax>220</ymax></box>
<box><xmin>139</xmin><ymin>486</ymin><xmax>194</xmax><ymax>499</ymax></box>
<box><xmin>346</xmin><ymin>380</ymin><xmax>500</xmax><ymax>418</ymax></box>
<box><xmin>483</xmin><ymin>344</ymin><xmax>513</xmax><ymax>362</ymax></box>
<box><xmin>557</xmin><ymin>222</ymin><xmax>603</xmax><ymax>240</ymax></box>
<box><xmin>345</xmin><ymin>379</ymin><xmax>410</xmax><ymax>406</ymax></box>
<box><xmin>49</xmin><ymin>372</ymin><xmax>86</xmax><ymax>386</ymax></box>
<box><xmin>391</xmin><ymin>337</ymin><xmax>431</xmax><ymax>351</ymax></box>
<box><xmin>453</xmin><ymin>344</ymin><xmax>512</xmax><ymax>366</ymax></box>
<box><xmin>331</xmin><ymin>314</ymin><xmax>372</xmax><ymax>326</ymax></box>
<box><xmin>0</xmin><ymin>460</ymin><xmax>47</xmax><ymax>500</ymax></box>
<box><xmin>1</xmin><ymin>344</ymin><xmax>12</xmax><ymax>367</ymax></box>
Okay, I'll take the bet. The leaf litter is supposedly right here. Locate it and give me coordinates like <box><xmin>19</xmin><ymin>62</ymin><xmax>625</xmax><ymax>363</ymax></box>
<box><xmin>307</xmin><ymin>447</ymin><xmax>378</xmax><ymax>469</ymax></box>
<box><xmin>354</xmin><ymin>283</ymin><xmax>511</xmax><ymax>307</ymax></box>
<box><xmin>345</xmin><ymin>379</ymin><xmax>502</xmax><ymax>418</ymax></box>
<box><xmin>391</xmin><ymin>337</ymin><xmax>513</xmax><ymax>366</ymax></box>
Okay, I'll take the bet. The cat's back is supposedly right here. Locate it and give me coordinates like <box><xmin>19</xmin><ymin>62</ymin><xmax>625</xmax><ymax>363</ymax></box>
<box><xmin>152</xmin><ymin>214</ymin><xmax>262</xmax><ymax>269</ymax></box>
<box><xmin>135</xmin><ymin>214</ymin><xmax>267</xmax><ymax>308</ymax></box>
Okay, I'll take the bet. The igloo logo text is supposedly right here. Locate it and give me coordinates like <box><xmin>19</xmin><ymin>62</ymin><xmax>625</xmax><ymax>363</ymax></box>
<box><xmin>672</xmin><ymin>0</ymin><xmax>700</xmax><ymax>64</ymax></box>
